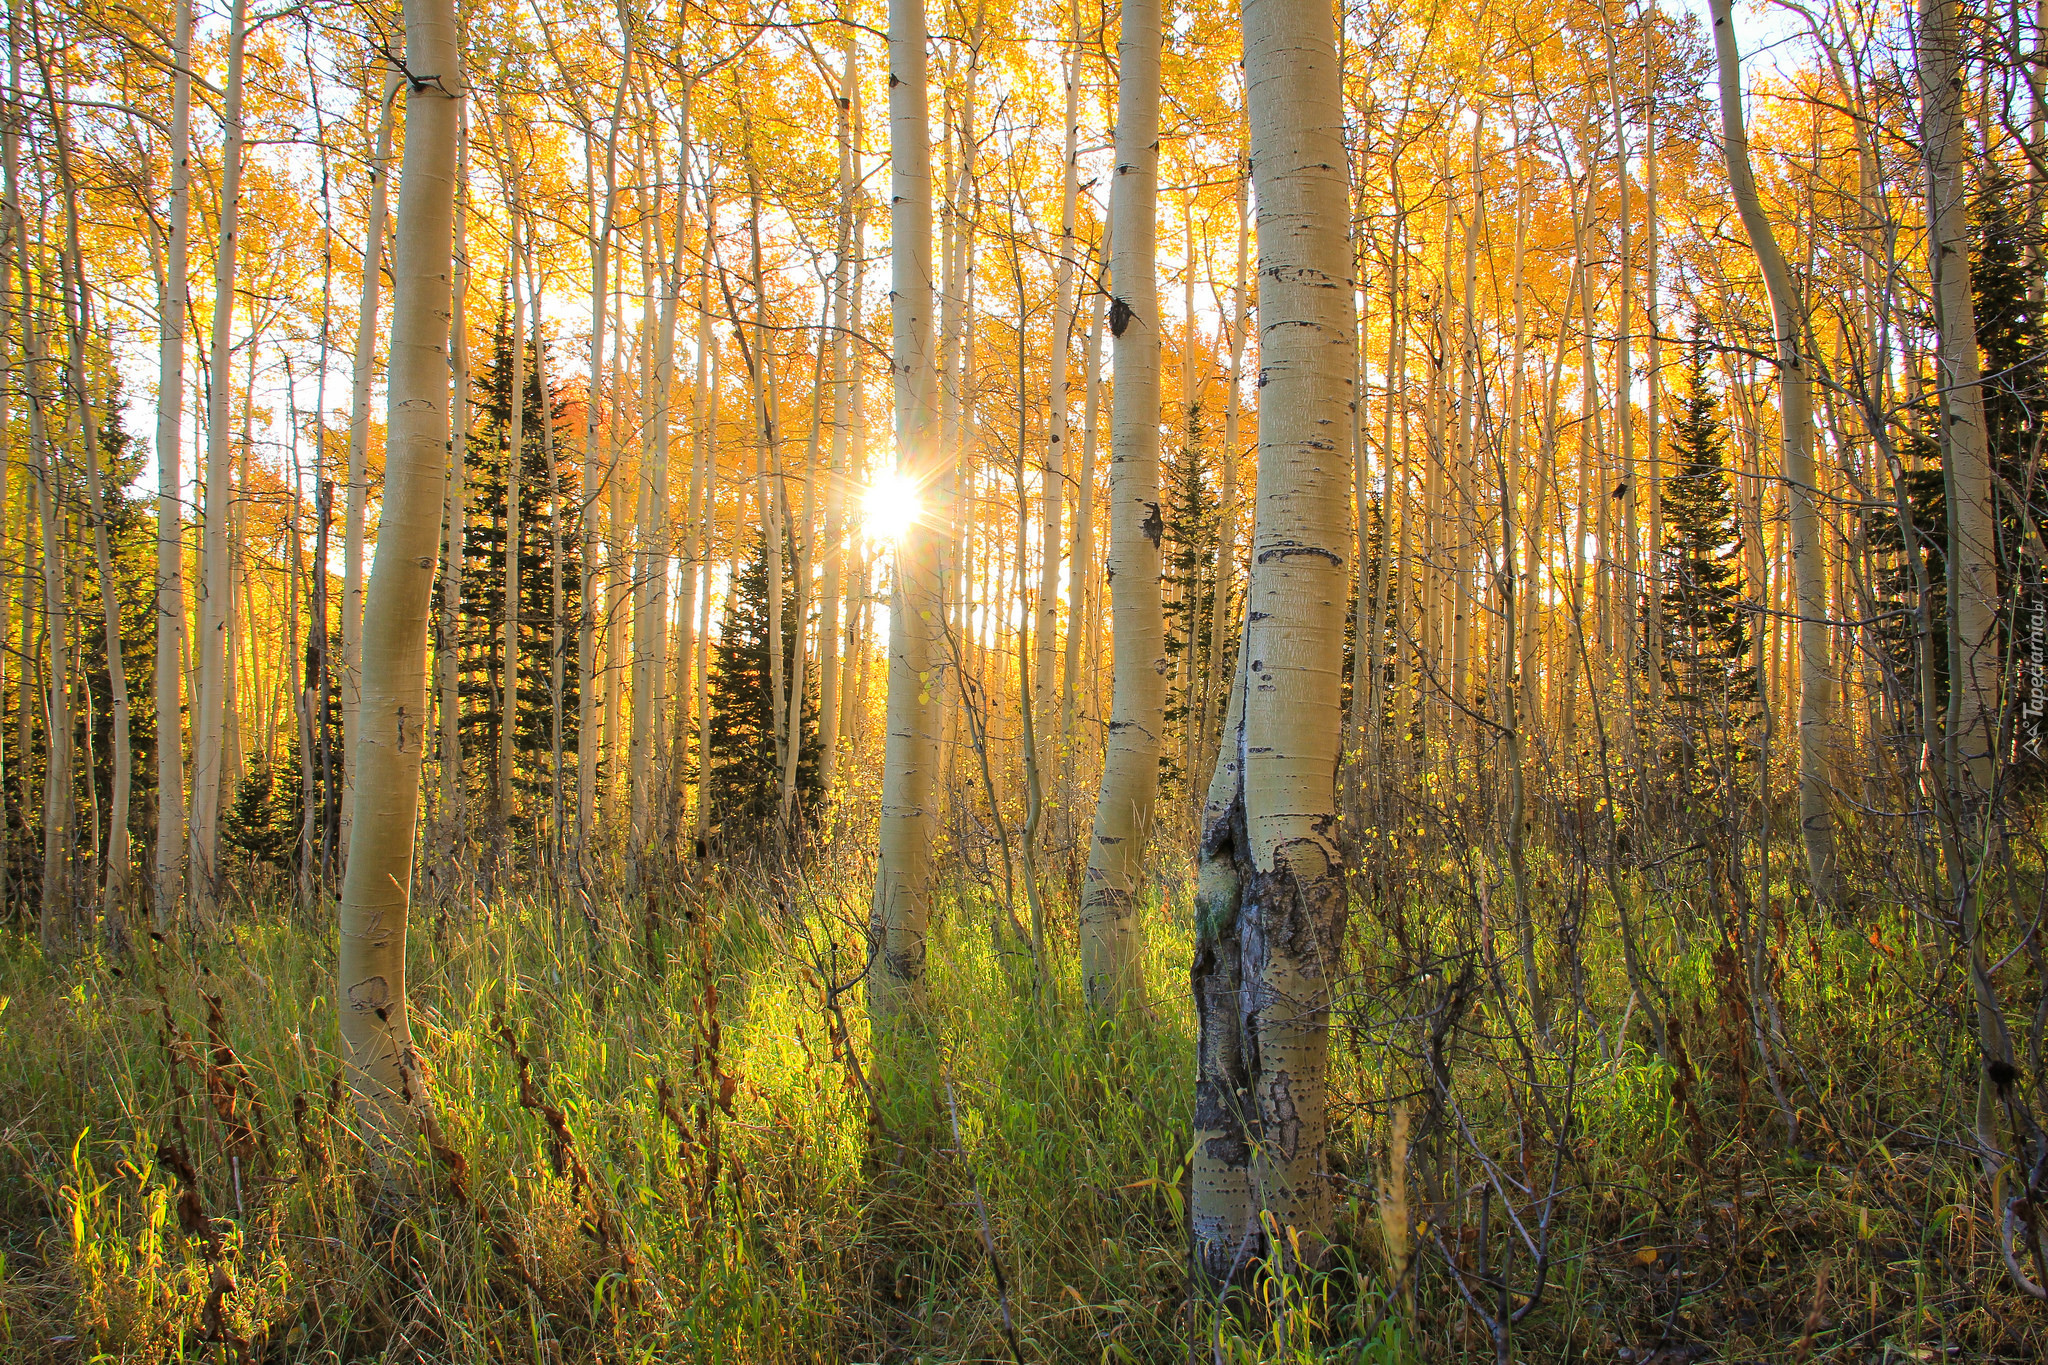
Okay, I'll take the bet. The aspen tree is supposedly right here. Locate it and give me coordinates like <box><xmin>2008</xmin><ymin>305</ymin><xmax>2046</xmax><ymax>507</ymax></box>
<box><xmin>1920</xmin><ymin>0</ymin><xmax>2022</xmax><ymax>1164</ymax></box>
<box><xmin>341</xmin><ymin>64</ymin><xmax>398</xmax><ymax>868</ymax></box>
<box><xmin>818</xmin><ymin>46</ymin><xmax>855</xmax><ymax>792</ymax></box>
<box><xmin>0</xmin><ymin>37</ymin><xmax>13</xmax><ymax>926</ymax></box>
<box><xmin>580</xmin><ymin>12</ymin><xmax>634</xmax><ymax>864</ymax></box>
<box><xmin>439</xmin><ymin>102</ymin><xmax>469</xmax><ymax>848</ymax></box>
<box><xmin>4</xmin><ymin>21</ymin><xmax>66</xmax><ymax>942</ymax></box>
<box><xmin>1061</xmin><ymin>277</ymin><xmax>1107</xmax><ymax>830</ymax></box>
<box><xmin>338</xmin><ymin>0</ymin><xmax>463</xmax><ymax>1157</ymax></box>
<box><xmin>1037</xmin><ymin>2</ymin><xmax>1082</xmax><ymax>792</ymax></box>
<box><xmin>638</xmin><ymin>93</ymin><xmax>691</xmax><ymax>848</ymax></box>
<box><xmin>1079</xmin><ymin>0</ymin><xmax>1163</xmax><ymax>1009</ymax></box>
<box><xmin>672</xmin><ymin>167</ymin><xmax>712</xmax><ymax>827</ymax></box>
<box><xmin>604</xmin><ymin>242</ymin><xmax>630</xmax><ymax>830</ymax></box>
<box><xmin>1204</xmin><ymin>166</ymin><xmax>1249</xmax><ymax>771</ymax></box>
<box><xmin>153</xmin><ymin>0</ymin><xmax>192</xmax><ymax>931</ymax></box>
<box><xmin>1500</xmin><ymin>111</ymin><xmax>1538</xmax><ymax>1024</ymax></box>
<box><xmin>1710</xmin><ymin>0</ymin><xmax>1839</xmax><ymax>903</ymax></box>
<box><xmin>1193</xmin><ymin>0</ymin><xmax>1353</xmax><ymax>1277</ymax></box>
<box><xmin>189</xmin><ymin>0</ymin><xmax>247</xmax><ymax>921</ymax></box>
<box><xmin>501</xmin><ymin>111</ymin><xmax>525</xmax><ymax>825</ymax></box>
<box><xmin>47</xmin><ymin>103</ymin><xmax>131</xmax><ymax>934</ymax></box>
<box><xmin>533</xmin><ymin>238</ymin><xmax>563</xmax><ymax>859</ymax></box>
<box><xmin>1919</xmin><ymin>0</ymin><xmax>2000</xmax><ymax>806</ymax></box>
<box><xmin>868</xmin><ymin>0</ymin><xmax>942</xmax><ymax>1022</ymax></box>
<box><xmin>1643</xmin><ymin>34</ymin><xmax>1663</xmax><ymax>695</ymax></box>
<box><xmin>22</xmin><ymin>299</ymin><xmax>69</xmax><ymax>943</ymax></box>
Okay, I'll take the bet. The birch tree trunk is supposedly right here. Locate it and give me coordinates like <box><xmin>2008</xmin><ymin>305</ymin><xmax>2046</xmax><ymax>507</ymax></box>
<box><xmin>338</xmin><ymin>0</ymin><xmax>463</xmax><ymax>1159</ymax></box>
<box><xmin>1037</xmin><ymin>5</ymin><xmax>1081</xmax><ymax>791</ymax></box>
<box><xmin>439</xmin><ymin>102</ymin><xmax>469</xmax><ymax>851</ymax></box>
<box><xmin>49</xmin><ymin>111</ymin><xmax>131</xmax><ymax>937</ymax></box>
<box><xmin>501</xmin><ymin>139</ymin><xmax>524</xmax><ymax>825</ymax></box>
<box><xmin>1193</xmin><ymin>0</ymin><xmax>1353</xmax><ymax>1279</ymax></box>
<box><xmin>23</xmin><ymin>303</ymin><xmax>70</xmax><ymax>945</ymax></box>
<box><xmin>340</xmin><ymin>66</ymin><xmax>398</xmax><ymax>876</ymax></box>
<box><xmin>868</xmin><ymin>0</ymin><xmax>943</xmax><ymax>1023</ymax></box>
<box><xmin>1920</xmin><ymin>0</ymin><xmax>2001</xmax><ymax>807</ymax></box>
<box><xmin>579</xmin><ymin>15</ymin><xmax>634</xmax><ymax>867</ymax></box>
<box><xmin>1204</xmin><ymin>167</ymin><xmax>1249</xmax><ymax>775</ymax></box>
<box><xmin>1710</xmin><ymin>0</ymin><xmax>1840</xmax><ymax>904</ymax></box>
<box><xmin>189</xmin><ymin>0</ymin><xmax>247</xmax><ymax>921</ymax></box>
<box><xmin>154</xmin><ymin>0</ymin><xmax>192</xmax><ymax>932</ymax></box>
<box><xmin>1079</xmin><ymin>0</ymin><xmax>1163</xmax><ymax>1010</ymax></box>
<box><xmin>818</xmin><ymin>49</ymin><xmax>855</xmax><ymax>794</ymax></box>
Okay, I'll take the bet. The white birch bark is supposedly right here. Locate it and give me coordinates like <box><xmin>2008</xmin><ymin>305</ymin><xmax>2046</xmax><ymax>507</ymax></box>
<box><xmin>1037</xmin><ymin>7</ymin><xmax>1081</xmax><ymax>789</ymax></box>
<box><xmin>868</xmin><ymin>0</ymin><xmax>943</xmax><ymax>1023</ymax></box>
<box><xmin>1920</xmin><ymin>0</ymin><xmax>2001</xmax><ymax>805</ymax></box>
<box><xmin>1193</xmin><ymin>0</ymin><xmax>1353</xmax><ymax>1277</ymax></box>
<box><xmin>154</xmin><ymin>0</ymin><xmax>192</xmax><ymax>932</ymax></box>
<box><xmin>579</xmin><ymin>15</ymin><xmax>635</xmax><ymax>866</ymax></box>
<box><xmin>818</xmin><ymin>47</ymin><xmax>855</xmax><ymax>794</ymax></box>
<box><xmin>339</xmin><ymin>67</ymin><xmax>398</xmax><ymax>875</ymax></box>
<box><xmin>1079</xmin><ymin>0</ymin><xmax>1163</xmax><ymax>1009</ymax></box>
<box><xmin>337</xmin><ymin>0</ymin><xmax>463</xmax><ymax>1157</ymax></box>
<box><xmin>188</xmin><ymin>0</ymin><xmax>248</xmax><ymax>920</ymax></box>
<box><xmin>1711</xmin><ymin>0</ymin><xmax>1840</xmax><ymax>903</ymax></box>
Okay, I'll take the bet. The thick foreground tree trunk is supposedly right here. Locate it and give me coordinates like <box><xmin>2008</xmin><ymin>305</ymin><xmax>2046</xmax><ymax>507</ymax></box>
<box><xmin>1078</xmin><ymin>0</ymin><xmax>1163</xmax><ymax>1010</ymax></box>
<box><xmin>868</xmin><ymin>0</ymin><xmax>942</xmax><ymax>1024</ymax></box>
<box><xmin>337</xmin><ymin>0</ymin><xmax>463</xmax><ymax>1159</ymax></box>
<box><xmin>1192</xmin><ymin>0</ymin><xmax>1353</xmax><ymax>1282</ymax></box>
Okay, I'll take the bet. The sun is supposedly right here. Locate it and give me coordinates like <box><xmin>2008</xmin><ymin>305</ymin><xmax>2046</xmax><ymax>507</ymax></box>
<box><xmin>862</xmin><ymin>468</ymin><xmax>921</xmax><ymax>544</ymax></box>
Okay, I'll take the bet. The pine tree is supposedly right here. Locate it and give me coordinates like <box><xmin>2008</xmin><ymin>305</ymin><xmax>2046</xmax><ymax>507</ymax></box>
<box><xmin>706</xmin><ymin>530</ymin><xmax>820</xmax><ymax>849</ymax></box>
<box><xmin>1865</xmin><ymin>181</ymin><xmax>2048</xmax><ymax>768</ymax></box>
<box><xmin>1655</xmin><ymin>337</ymin><xmax>1757</xmax><ymax>781</ymax></box>
<box><xmin>1973</xmin><ymin>173</ymin><xmax>2048</xmax><ymax>768</ymax></box>
<box><xmin>441</xmin><ymin>311</ymin><xmax>584</xmax><ymax>838</ymax></box>
<box><xmin>1160</xmin><ymin>403</ymin><xmax>1217</xmax><ymax>791</ymax></box>
<box><xmin>73</xmin><ymin>381</ymin><xmax>160</xmax><ymax>865</ymax></box>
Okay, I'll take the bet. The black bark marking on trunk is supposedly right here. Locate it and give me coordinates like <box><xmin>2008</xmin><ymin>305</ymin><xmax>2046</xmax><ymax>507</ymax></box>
<box><xmin>347</xmin><ymin>975</ymin><xmax>390</xmax><ymax>1010</ymax></box>
<box><xmin>1141</xmin><ymin>501</ymin><xmax>1163</xmax><ymax>547</ymax></box>
<box><xmin>1257</xmin><ymin>542</ymin><xmax>1343</xmax><ymax>566</ymax></box>
<box><xmin>1108</xmin><ymin>296</ymin><xmax>1133</xmax><ymax>337</ymax></box>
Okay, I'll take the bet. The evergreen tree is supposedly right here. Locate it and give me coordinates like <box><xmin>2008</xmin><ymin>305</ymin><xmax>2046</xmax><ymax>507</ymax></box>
<box><xmin>706</xmin><ymin>530</ymin><xmax>820</xmax><ymax>848</ymax></box>
<box><xmin>1973</xmin><ymin>173</ymin><xmax>2048</xmax><ymax>766</ymax></box>
<box><xmin>1655</xmin><ymin>337</ymin><xmax>1757</xmax><ymax>779</ymax></box>
<box><xmin>1865</xmin><ymin>178</ymin><xmax>2048</xmax><ymax>766</ymax></box>
<box><xmin>1160</xmin><ymin>402</ymin><xmax>1217</xmax><ymax>790</ymax></box>
<box><xmin>74</xmin><ymin>379</ymin><xmax>160</xmax><ymax>862</ymax></box>
<box><xmin>440</xmin><ymin>310</ymin><xmax>586</xmax><ymax>838</ymax></box>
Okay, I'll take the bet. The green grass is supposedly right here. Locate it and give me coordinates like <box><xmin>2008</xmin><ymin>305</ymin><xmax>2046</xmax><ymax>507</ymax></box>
<box><xmin>0</xmin><ymin>833</ymin><xmax>2042</xmax><ymax>1362</ymax></box>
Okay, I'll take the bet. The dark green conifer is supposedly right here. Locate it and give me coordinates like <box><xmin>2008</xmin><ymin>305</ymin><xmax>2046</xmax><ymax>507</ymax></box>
<box><xmin>706</xmin><ymin>530</ymin><xmax>821</xmax><ymax>848</ymax></box>
<box><xmin>1656</xmin><ymin>336</ymin><xmax>1757</xmax><ymax>776</ymax></box>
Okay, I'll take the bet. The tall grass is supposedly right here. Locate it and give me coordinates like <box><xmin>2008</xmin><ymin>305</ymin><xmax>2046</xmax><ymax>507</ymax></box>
<box><xmin>0</xmin><ymin>833</ymin><xmax>2041</xmax><ymax>1361</ymax></box>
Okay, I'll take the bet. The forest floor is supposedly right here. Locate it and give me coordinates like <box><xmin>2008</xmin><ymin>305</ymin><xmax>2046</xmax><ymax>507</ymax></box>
<box><xmin>0</xmin><ymin>837</ymin><xmax>2044</xmax><ymax>1363</ymax></box>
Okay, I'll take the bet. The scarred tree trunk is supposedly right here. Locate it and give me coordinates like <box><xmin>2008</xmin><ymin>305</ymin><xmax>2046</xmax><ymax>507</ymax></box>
<box><xmin>1079</xmin><ymin>0</ymin><xmax>1163</xmax><ymax>1010</ymax></box>
<box><xmin>1192</xmin><ymin>0</ymin><xmax>1353</xmax><ymax>1280</ymax></box>
<box><xmin>337</xmin><ymin>0</ymin><xmax>463</xmax><ymax>1157</ymax></box>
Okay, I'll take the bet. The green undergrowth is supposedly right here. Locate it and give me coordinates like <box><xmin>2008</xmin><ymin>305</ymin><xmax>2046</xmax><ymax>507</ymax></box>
<box><xmin>0</xmin><ymin>840</ymin><xmax>2040</xmax><ymax>1362</ymax></box>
